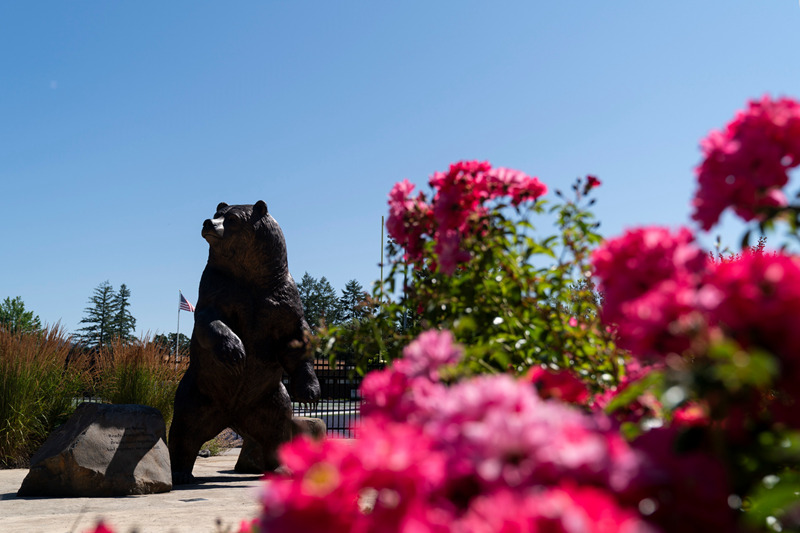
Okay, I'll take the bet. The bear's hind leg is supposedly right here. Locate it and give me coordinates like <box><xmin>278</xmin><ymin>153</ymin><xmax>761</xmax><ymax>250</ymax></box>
<box><xmin>169</xmin><ymin>377</ymin><xmax>227</xmax><ymax>484</ymax></box>
<box><xmin>235</xmin><ymin>383</ymin><xmax>293</xmax><ymax>473</ymax></box>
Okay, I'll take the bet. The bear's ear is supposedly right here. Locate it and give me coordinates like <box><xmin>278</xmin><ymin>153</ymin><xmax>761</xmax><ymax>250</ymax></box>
<box><xmin>253</xmin><ymin>200</ymin><xmax>268</xmax><ymax>217</ymax></box>
<box><xmin>216</xmin><ymin>202</ymin><xmax>229</xmax><ymax>213</ymax></box>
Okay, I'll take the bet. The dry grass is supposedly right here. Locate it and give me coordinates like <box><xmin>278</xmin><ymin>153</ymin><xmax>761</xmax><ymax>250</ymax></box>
<box><xmin>0</xmin><ymin>325</ymin><xmax>91</xmax><ymax>467</ymax></box>
<box><xmin>0</xmin><ymin>327</ymin><xmax>188</xmax><ymax>468</ymax></box>
<box><xmin>93</xmin><ymin>336</ymin><xmax>187</xmax><ymax>430</ymax></box>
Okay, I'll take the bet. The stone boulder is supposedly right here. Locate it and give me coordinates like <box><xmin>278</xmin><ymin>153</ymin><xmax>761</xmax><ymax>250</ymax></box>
<box><xmin>17</xmin><ymin>403</ymin><xmax>172</xmax><ymax>497</ymax></box>
<box><xmin>234</xmin><ymin>416</ymin><xmax>326</xmax><ymax>474</ymax></box>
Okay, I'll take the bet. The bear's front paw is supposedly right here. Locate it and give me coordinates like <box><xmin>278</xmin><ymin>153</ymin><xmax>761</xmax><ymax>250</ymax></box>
<box><xmin>294</xmin><ymin>383</ymin><xmax>320</xmax><ymax>407</ymax></box>
<box><xmin>218</xmin><ymin>335</ymin><xmax>246</xmax><ymax>371</ymax></box>
<box><xmin>291</xmin><ymin>362</ymin><xmax>321</xmax><ymax>404</ymax></box>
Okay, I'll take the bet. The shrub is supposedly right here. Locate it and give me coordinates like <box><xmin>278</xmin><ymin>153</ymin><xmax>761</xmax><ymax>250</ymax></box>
<box><xmin>0</xmin><ymin>325</ymin><xmax>89</xmax><ymax>467</ymax></box>
<box><xmin>93</xmin><ymin>337</ymin><xmax>185</xmax><ymax>429</ymax></box>
<box><xmin>290</xmin><ymin>96</ymin><xmax>800</xmax><ymax>532</ymax></box>
<box><xmin>325</xmin><ymin>162</ymin><xmax>619</xmax><ymax>388</ymax></box>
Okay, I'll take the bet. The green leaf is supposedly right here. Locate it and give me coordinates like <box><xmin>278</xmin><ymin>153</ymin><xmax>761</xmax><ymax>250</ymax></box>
<box><xmin>745</xmin><ymin>471</ymin><xmax>800</xmax><ymax>530</ymax></box>
<box><xmin>604</xmin><ymin>370</ymin><xmax>664</xmax><ymax>415</ymax></box>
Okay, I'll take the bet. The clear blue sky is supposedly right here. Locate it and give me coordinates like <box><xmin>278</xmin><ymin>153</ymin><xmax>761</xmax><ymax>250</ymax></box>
<box><xmin>2</xmin><ymin>2</ymin><xmax>799</xmax><ymax>338</ymax></box>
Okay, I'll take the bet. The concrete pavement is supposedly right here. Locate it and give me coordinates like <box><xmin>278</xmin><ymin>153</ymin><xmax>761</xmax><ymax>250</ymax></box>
<box><xmin>0</xmin><ymin>448</ymin><xmax>264</xmax><ymax>533</ymax></box>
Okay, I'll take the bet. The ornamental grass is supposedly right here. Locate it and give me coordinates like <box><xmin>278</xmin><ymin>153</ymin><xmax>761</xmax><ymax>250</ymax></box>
<box><xmin>0</xmin><ymin>328</ymin><xmax>187</xmax><ymax>468</ymax></box>
<box><xmin>93</xmin><ymin>336</ymin><xmax>186</xmax><ymax>430</ymax></box>
<box><xmin>0</xmin><ymin>325</ymin><xmax>89</xmax><ymax>468</ymax></box>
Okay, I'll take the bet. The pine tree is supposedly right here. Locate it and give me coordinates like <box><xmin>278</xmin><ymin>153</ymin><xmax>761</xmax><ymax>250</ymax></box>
<box><xmin>111</xmin><ymin>283</ymin><xmax>136</xmax><ymax>343</ymax></box>
<box><xmin>0</xmin><ymin>296</ymin><xmax>42</xmax><ymax>334</ymax></box>
<box><xmin>76</xmin><ymin>281</ymin><xmax>116</xmax><ymax>348</ymax></box>
<box><xmin>339</xmin><ymin>279</ymin><xmax>368</xmax><ymax>323</ymax></box>
<box><xmin>316</xmin><ymin>276</ymin><xmax>341</xmax><ymax>326</ymax></box>
<box><xmin>298</xmin><ymin>272</ymin><xmax>319</xmax><ymax>328</ymax></box>
<box><xmin>298</xmin><ymin>272</ymin><xmax>342</xmax><ymax>331</ymax></box>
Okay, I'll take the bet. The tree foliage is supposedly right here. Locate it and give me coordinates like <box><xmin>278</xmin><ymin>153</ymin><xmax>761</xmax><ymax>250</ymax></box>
<box><xmin>76</xmin><ymin>281</ymin><xmax>137</xmax><ymax>348</ymax></box>
<box><xmin>0</xmin><ymin>296</ymin><xmax>42</xmax><ymax>334</ymax></box>
<box><xmin>298</xmin><ymin>272</ymin><xmax>342</xmax><ymax>331</ymax></box>
<box><xmin>153</xmin><ymin>332</ymin><xmax>190</xmax><ymax>358</ymax></box>
<box><xmin>111</xmin><ymin>284</ymin><xmax>136</xmax><ymax>344</ymax></box>
<box><xmin>339</xmin><ymin>279</ymin><xmax>370</xmax><ymax>323</ymax></box>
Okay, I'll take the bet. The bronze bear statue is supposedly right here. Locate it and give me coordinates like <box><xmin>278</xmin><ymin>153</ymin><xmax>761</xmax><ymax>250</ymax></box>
<box><xmin>169</xmin><ymin>201</ymin><xmax>320</xmax><ymax>484</ymax></box>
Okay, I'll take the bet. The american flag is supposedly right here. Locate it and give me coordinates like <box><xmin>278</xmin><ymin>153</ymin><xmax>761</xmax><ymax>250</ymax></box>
<box><xmin>179</xmin><ymin>293</ymin><xmax>195</xmax><ymax>312</ymax></box>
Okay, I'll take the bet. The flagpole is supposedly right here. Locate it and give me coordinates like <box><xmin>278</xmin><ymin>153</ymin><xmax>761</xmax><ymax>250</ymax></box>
<box><xmin>176</xmin><ymin>291</ymin><xmax>181</xmax><ymax>371</ymax></box>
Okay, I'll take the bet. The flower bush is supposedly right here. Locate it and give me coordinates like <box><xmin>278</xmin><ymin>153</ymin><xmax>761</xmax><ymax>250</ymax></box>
<box><xmin>589</xmin><ymin>95</ymin><xmax>800</xmax><ymax>531</ymax></box>
<box><xmin>329</xmin><ymin>160</ymin><xmax>619</xmax><ymax>391</ymax></box>
<box><xmin>255</xmin><ymin>332</ymin><xmax>681</xmax><ymax>533</ymax></box>
<box><xmin>692</xmin><ymin>96</ymin><xmax>800</xmax><ymax>230</ymax></box>
<box><xmin>91</xmin><ymin>95</ymin><xmax>800</xmax><ymax>533</ymax></box>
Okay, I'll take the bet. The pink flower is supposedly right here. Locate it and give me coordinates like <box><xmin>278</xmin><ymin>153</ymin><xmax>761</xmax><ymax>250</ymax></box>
<box><xmin>592</xmin><ymin>227</ymin><xmax>706</xmax><ymax>315</ymax></box>
<box><xmin>361</xmin><ymin>330</ymin><xmax>465</xmax><ymax>426</ymax></box>
<box><xmin>615</xmin><ymin>279</ymin><xmax>702</xmax><ymax>356</ymax></box>
<box><xmin>455</xmin><ymin>485</ymin><xmax>657</xmax><ymax>533</ymax></box>
<box><xmin>260</xmin><ymin>421</ymin><xmax>447</xmax><ymax>533</ymax></box>
<box><xmin>703</xmin><ymin>252</ymin><xmax>800</xmax><ymax>360</ymax></box>
<box><xmin>85</xmin><ymin>523</ymin><xmax>115</xmax><ymax>533</ymax></box>
<box><xmin>429</xmin><ymin>161</ymin><xmax>492</xmax><ymax>234</ymax></box>
<box><xmin>388</xmin><ymin>179</ymin><xmax>417</xmax><ymax>215</ymax></box>
<box><xmin>672</xmin><ymin>402</ymin><xmax>710</xmax><ymax>428</ymax></box>
<box><xmin>591</xmin><ymin>226</ymin><xmax>707</xmax><ymax>358</ymax></box>
<box><xmin>582</xmin><ymin>174</ymin><xmax>602</xmax><ymax>195</ymax></box>
<box><xmin>433</xmin><ymin>228</ymin><xmax>472</xmax><ymax>274</ymax></box>
<box><xmin>360</xmin><ymin>367</ymin><xmax>412</xmax><ymax>421</ymax></box>
<box><xmin>261</xmin><ymin>328</ymin><xmax>764</xmax><ymax>531</ymax></box>
<box><xmin>394</xmin><ymin>329</ymin><xmax>463</xmax><ymax>381</ymax></box>
<box><xmin>692</xmin><ymin>95</ymin><xmax>800</xmax><ymax>230</ymax></box>
<box><xmin>414</xmin><ymin>374</ymin><xmax>642</xmax><ymax>494</ymax></box>
<box><xmin>703</xmin><ymin>251</ymin><xmax>800</xmax><ymax>422</ymax></box>
<box><xmin>485</xmin><ymin>166</ymin><xmax>548</xmax><ymax>205</ymax></box>
<box><xmin>237</xmin><ymin>518</ymin><xmax>259</xmax><ymax>533</ymax></box>
<box><xmin>527</xmin><ymin>367</ymin><xmax>591</xmax><ymax>405</ymax></box>
<box><xmin>386</xmin><ymin>179</ymin><xmax>433</xmax><ymax>263</ymax></box>
<box><xmin>386</xmin><ymin>161</ymin><xmax>547</xmax><ymax>273</ymax></box>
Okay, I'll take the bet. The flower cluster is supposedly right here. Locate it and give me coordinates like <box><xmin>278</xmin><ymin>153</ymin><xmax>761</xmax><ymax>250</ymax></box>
<box><xmin>590</xmin><ymin>226</ymin><xmax>707</xmax><ymax>357</ymax></box>
<box><xmin>592</xmin><ymin>222</ymin><xmax>800</xmax><ymax>437</ymax></box>
<box><xmin>256</xmin><ymin>330</ymin><xmax>735</xmax><ymax>533</ymax></box>
<box><xmin>386</xmin><ymin>179</ymin><xmax>432</xmax><ymax>265</ymax></box>
<box><xmin>692</xmin><ymin>95</ymin><xmax>800</xmax><ymax>230</ymax></box>
<box><xmin>526</xmin><ymin>366</ymin><xmax>591</xmax><ymax>405</ymax></box>
<box><xmin>386</xmin><ymin>161</ymin><xmax>547</xmax><ymax>273</ymax></box>
<box><xmin>703</xmin><ymin>252</ymin><xmax>800</xmax><ymax>363</ymax></box>
<box><xmin>704</xmin><ymin>251</ymin><xmax>800</xmax><ymax>426</ymax></box>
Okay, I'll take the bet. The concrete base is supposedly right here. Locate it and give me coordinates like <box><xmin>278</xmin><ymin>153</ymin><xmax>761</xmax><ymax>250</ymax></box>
<box><xmin>1</xmin><ymin>448</ymin><xmax>261</xmax><ymax>533</ymax></box>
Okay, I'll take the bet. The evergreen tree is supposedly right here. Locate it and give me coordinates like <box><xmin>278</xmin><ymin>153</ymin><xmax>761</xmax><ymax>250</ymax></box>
<box><xmin>316</xmin><ymin>276</ymin><xmax>341</xmax><ymax>326</ymax></box>
<box><xmin>153</xmin><ymin>332</ymin><xmax>190</xmax><ymax>358</ymax></box>
<box><xmin>298</xmin><ymin>272</ymin><xmax>342</xmax><ymax>330</ymax></box>
<box><xmin>111</xmin><ymin>283</ymin><xmax>136</xmax><ymax>343</ymax></box>
<box><xmin>339</xmin><ymin>279</ymin><xmax>368</xmax><ymax>323</ymax></box>
<box><xmin>0</xmin><ymin>296</ymin><xmax>42</xmax><ymax>334</ymax></box>
<box><xmin>76</xmin><ymin>281</ymin><xmax>116</xmax><ymax>348</ymax></box>
<box><xmin>297</xmin><ymin>272</ymin><xmax>319</xmax><ymax>328</ymax></box>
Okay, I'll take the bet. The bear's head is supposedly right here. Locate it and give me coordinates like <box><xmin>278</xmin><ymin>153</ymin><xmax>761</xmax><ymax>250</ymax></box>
<box><xmin>202</xmin><ymin>200</ymin><xmax>289</xmax><ymax>283</ymax></box>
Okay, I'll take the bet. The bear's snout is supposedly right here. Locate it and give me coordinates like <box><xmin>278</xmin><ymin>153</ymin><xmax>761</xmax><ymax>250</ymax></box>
<box><xmin>202</xmin><ymin>217</ymin><xmax>224</xmax><ymax>240</ymax></box>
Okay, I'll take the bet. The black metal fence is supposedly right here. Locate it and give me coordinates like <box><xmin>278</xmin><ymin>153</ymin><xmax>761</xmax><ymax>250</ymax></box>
<box><xmin>287</xmin><ymin>360</ymin><xmax>376</xmax><ymax>438</ymax></box>
<box><xmin>77</xmin><ymin>360</ymin><xmax>374</xmax><ymax>438</ymax></box>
